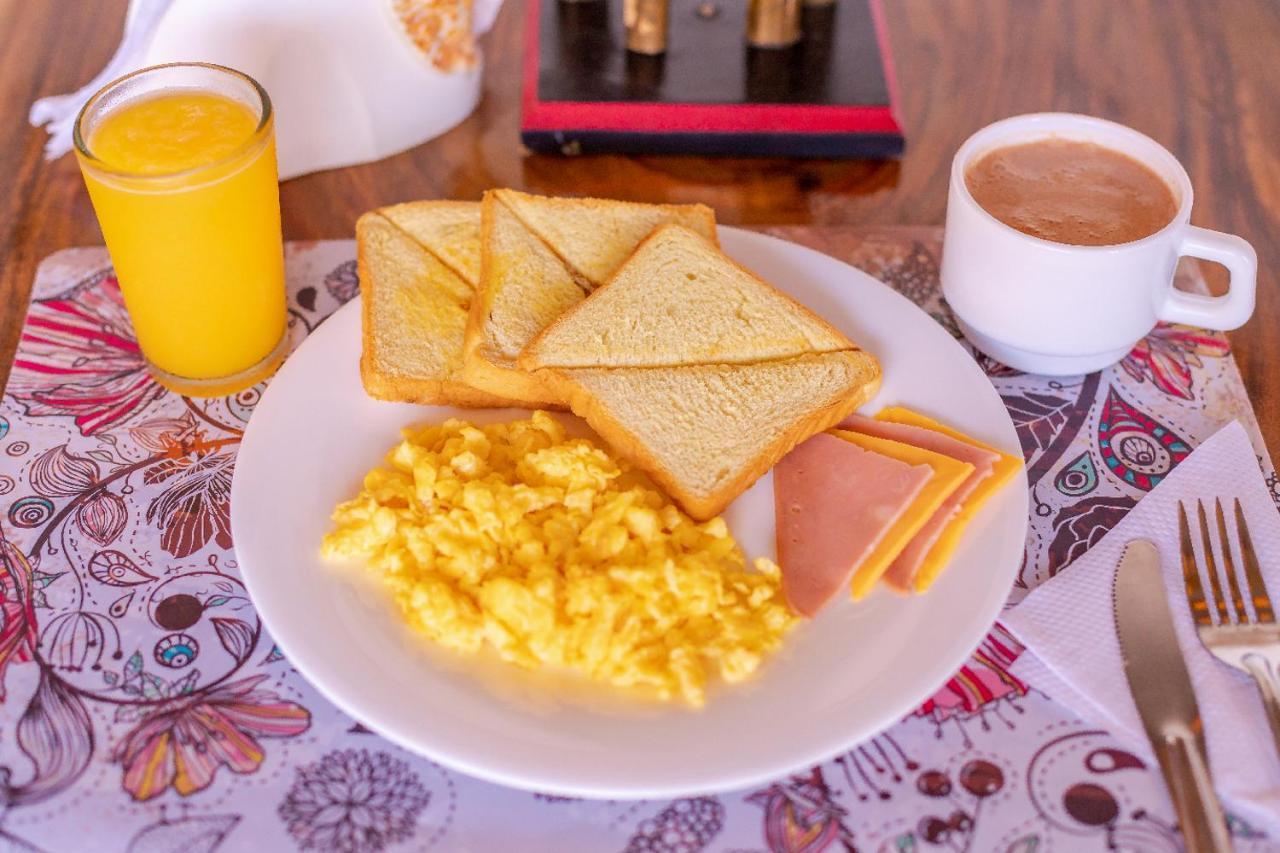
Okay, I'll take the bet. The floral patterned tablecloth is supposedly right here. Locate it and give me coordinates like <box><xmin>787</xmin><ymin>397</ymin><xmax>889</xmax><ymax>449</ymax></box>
<box><xmin>0</xmin><ymin>230</ymin><xmax>1275</xmax><ymax>853</ymax></box>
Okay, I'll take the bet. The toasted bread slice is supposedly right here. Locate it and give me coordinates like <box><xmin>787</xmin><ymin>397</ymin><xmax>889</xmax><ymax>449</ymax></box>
<box><xmin>357</xmin><ymin>212</ymin><xmax>523</xmax><ymax>407</ymax></box>
<box><xmin>379</xmin><ymin>200</ymin><xmax>482</xmax><ymax>287</ymax></box>
<box><xmin>536</xmin><ymin>350</ymin><xmax>881</xmax><ymax>520</ymax></box>
<box><xmin>463</xmin><ymin>192</ymin><xmax>719</xmax><ymax>405</ymax></box>
<box><xmin>494</xmin><ymin>189</ymin><xmax>718</xmax><ymax>286</ymax></box>
<box><xmin>521</xmin><ymin>225</ymin><xmax>855</xmax><ymax>370</ymax></box>
<box><xmin>459</xmin><ymin>194</ymin><xmax>584</xmax><ymax>406</ymax></box>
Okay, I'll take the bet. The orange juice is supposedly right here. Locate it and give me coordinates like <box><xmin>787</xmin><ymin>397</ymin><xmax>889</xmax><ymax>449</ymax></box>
<box><xmin>75</xmin><ymin>64</ymin><xmax>286</xmax><ymax>396</ymax></box>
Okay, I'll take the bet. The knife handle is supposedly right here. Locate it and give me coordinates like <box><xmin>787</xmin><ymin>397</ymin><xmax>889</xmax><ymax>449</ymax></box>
<box><xmin>1156</xmin><ymin>733</ymin><xmax>1232</xmax><ymax>852</ymax></box>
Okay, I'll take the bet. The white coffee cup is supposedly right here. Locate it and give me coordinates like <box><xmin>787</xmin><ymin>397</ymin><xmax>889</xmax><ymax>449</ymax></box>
<box><xmin>941</xmin><ymin>113</ymin><xmax>1257</xmax><ymax>375</ymax></box>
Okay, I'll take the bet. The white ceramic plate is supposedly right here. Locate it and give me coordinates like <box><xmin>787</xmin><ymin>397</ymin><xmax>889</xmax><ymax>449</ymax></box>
<box><xmin>231</xmin><ymin>227</ymin><xmax>1028</xmax><ymax>798</ymax></box>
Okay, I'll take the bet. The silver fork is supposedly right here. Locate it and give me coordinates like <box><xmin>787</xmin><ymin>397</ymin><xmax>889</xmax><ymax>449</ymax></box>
<box><xmin>1181</xmin><ymin>497</ymin><xmax>1280</xmax><ymax>754</ymax></box>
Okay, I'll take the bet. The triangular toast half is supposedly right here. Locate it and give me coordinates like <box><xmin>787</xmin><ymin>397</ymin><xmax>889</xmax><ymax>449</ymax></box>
<box><xmin>494</xmin><ymin>188</ymin><xmax>717</xmax><ymax>286</ymax></box>
<box><xmin>378</xmin><ymin>200</ymin><xmax>483</xmax><ymax>287</ymax></box>
<box><xmin>458</xmin><ymin>194</ymin><xmax>586</xmax><ymax>406</ymax></box>
<box><xmin>461</xmin><ymin>192</ymin><xmax>719</xmax><ymax>405</ymax></box>
<box><xmin>522</xmin><ymin>225</ymin><xmax>856</xmax><ymax>370</ymax></box>
<box><xmin>535</xmin><ymin>351</ymin><xmax>881</xmax><ymax>520</ymax></box>
<box><xmin>357</xmin><ymin>212</ymin><xmax>521</xmax><ymax>407</ymax></box>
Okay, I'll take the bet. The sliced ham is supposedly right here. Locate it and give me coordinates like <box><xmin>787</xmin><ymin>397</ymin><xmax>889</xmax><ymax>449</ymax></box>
<box><xmin>881</xmin><ymin>500</ymin><xmax>969</xmax><ymax>590</ymax></box>
<box><xmin>774</xmin><ymin>432</ymin><xmax>932</xmax><ymax>617</ymax></box>
<box><xmin>837</xmin><ymin>414</ymin><xmax>1000</xmax><ymax>592</ymax></box>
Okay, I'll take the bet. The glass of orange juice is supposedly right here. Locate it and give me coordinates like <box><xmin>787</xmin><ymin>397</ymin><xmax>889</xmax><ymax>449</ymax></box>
<box><xmin>73</xmin><ymin>63</ymin><xmax>287</xmax><ymax>397</ymax></box>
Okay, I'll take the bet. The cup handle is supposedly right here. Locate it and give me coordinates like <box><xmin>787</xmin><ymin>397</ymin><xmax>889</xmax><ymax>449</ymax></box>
<box><xmin>1158</xmin><ymin>226</ymin><xmax>1257</xmax><ymax>330</ymax></box>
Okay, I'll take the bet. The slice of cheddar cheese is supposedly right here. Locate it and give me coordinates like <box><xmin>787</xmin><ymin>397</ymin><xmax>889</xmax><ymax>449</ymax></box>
<box><xmin>874</xmin><ymin>406</ymin><xmax>1023</xmax><ymax>593</ymax></box>
<box><xmin>829</xmin><ymin>429</ymin><xmax>974</xmax><ymax>599</ymax></box>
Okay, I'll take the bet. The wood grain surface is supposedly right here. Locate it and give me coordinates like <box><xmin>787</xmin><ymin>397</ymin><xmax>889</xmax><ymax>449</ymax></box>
<box><xmin>2</xmin><ymin>0</ymin><xmax>1277</xmax><ymax>452</ymax></box>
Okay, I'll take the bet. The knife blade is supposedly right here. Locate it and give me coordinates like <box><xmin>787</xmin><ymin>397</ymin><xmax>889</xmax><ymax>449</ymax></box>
<box><xmin>1112</xmin><ymin>538</ymin><xmax>1231</xmax><ymax>852</ymax></box>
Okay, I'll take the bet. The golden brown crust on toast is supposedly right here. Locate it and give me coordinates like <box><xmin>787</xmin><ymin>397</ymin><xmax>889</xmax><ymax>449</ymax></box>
<box><xmin>457</xmin><ymin>193</ymin><xmax>569</xmax><ymax>408</ymax></box>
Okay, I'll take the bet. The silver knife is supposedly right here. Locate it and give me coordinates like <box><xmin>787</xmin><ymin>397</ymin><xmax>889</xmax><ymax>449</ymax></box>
<box><xmin>1112</xmin><ymin>539</ymin><xmax>1232</xmax><ymax>852</ymax></box>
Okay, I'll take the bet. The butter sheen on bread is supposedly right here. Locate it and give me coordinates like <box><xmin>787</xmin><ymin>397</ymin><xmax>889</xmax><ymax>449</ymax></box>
<box><xmin>356</xmin><ymin>203</ymin><xmax>522</xmax><ymax>408</ymax></box>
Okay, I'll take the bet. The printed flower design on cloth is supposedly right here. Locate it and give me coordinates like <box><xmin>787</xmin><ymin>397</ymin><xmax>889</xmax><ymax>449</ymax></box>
<box><xmin>917</xmin><ymin>627</ymin><xmax>1027</xmax><ymax>726</ymax></box>
<box><xmin>75</xmin><ymin>489</ymin><xmax>128</xmax><ymax>546</ymax></box>
<box><xmin>747</xmin><ymin>772</ymin><xmax>853</xmax><ymax>852</ymax></box>
<box><xmin>1097</xmin><ymin>387</ymin><xmax>1191</xmax><ymax>491</ymax></box>
<box><xmin>623</xmin><ymin>798</ymin><xmax>725</xmax><ymax>853</ymax></box>
<box><xmin>6</xmin><ymin>272</ymin><xmax>163</xmax><ymax>436</ymax></box>
<box><xmin>1046</xmin><ymin>494</ymin><xmax>1137</xmax><ymax>577</ymax></box>
<box><xmin>1002</xmin><ymin>373</ymin><xmax>1103</xmax><ymax>489</ymax></box>
<box><xmin>112</xmin><ymin>674</ymin><xmax>310</xmax><ymax>800</ymax></box>
<box><xmin>144</xmin><ymin>447</ymin><xmax>236</xmax><ymax>558</ymax></box>
<box><xmin>1120</xmin><ymin>322</ymin><xmax>1229</xmax><ymax>401</ymax></box>
<box><xmin>278</xmin><ymin>748</ymin><xmax>431</xmax><ymax>852</ymax></box>
<box><xmin>324</xmin><ymin>259</ymin><xmax>360</xmax><ymax>305</ymax></box>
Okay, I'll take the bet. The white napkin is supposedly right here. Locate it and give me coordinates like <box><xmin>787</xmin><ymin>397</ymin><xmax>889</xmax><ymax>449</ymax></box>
<box><xmin>1004</xmin><ymin>420</ymin><xmax>1280</xmax><ymax>836</ymax></box>
<box><xmin>29</xmin><ymin>0</ymin><xmax>503</xmax><ymax>180</ymax></box>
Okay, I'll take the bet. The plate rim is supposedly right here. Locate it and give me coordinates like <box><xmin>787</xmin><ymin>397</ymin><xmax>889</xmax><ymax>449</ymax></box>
<box><xmin>231</xmin><ymin>225</ymin><xmax>1029</xmax><ymax>798</ymax></box>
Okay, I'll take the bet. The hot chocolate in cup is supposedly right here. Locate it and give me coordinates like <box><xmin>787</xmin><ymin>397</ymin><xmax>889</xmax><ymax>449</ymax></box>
<box><xmin>941</xmin><ymin>113</ymin><xmax>1257</xmax><ymax>376</ymax></box>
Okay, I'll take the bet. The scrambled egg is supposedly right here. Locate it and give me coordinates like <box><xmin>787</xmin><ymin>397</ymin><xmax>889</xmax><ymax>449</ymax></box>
<box><xmin>321</xmin><ymin>411</ymin><xmax>796</xmax><ymax>705</ymax></box>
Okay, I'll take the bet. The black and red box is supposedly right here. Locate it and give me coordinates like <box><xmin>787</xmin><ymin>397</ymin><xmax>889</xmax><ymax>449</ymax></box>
<box><xmin>521</xmin><ymin>0</ymin><xmax>903</xmax><ymax>158</ymax></box>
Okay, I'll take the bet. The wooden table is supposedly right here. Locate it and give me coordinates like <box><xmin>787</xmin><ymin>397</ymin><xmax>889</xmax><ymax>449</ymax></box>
<box><xmin>2</xmin><ymin>0</ymin><xmax>1277</xmax><ymax>453</ymax></box>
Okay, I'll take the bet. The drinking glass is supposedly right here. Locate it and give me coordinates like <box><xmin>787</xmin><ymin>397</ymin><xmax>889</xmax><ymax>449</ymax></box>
<box><xmin>74</xmin><ymin>63</ymin><xmax>287</xmax><ymax>397</ymax></box>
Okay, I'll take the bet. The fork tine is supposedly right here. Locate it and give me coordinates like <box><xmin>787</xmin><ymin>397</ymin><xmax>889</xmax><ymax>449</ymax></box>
<box><xmin>1234</xmin><ymin>498</ymin><xmax>1275</xmax><ymax>624</ymax></box>
<box><xmin>1216</xmin><ymin>498</ymin><xmax>1251</xmax><ymax>623</ymax></box>
<box><xmin>1180</xmin><ymin>501</ymin><xmax>1214</xmax><ymax>626</ymax></box>
<box><xmin>1196</xmin><ymin>499</ymin><xmax>1231</xmax><ymax>624</ymax></box>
